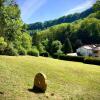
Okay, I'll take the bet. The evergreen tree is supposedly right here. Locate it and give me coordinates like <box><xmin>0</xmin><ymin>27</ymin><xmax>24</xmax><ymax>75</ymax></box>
<box><xmin>63</xmin><ymin>38</ymin><xmax>73</xmax><ymax>54</ymax></box>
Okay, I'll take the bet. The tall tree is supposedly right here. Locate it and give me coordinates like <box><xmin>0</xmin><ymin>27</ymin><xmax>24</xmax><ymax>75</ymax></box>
<box><xmin>0</xmin><ymin>0</ymin><xmax>32</xmax><ymax>55</ymax></box>
<box><xmin>63</xmin><ymin>24</ymin><xmax>73</xmax><ymax>53</ymax></box>
<box><xmin>63</xmin><ymin>38</ymin><xmax>73</xmax><ymax>54</ymax></box>
<box><xmin>93</xmin><ymin>0</ymin><xmax>100</xmax><ymax>12</ymax></box>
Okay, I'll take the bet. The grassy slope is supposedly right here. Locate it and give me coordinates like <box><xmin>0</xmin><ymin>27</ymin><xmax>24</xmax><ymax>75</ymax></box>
<box><xmin>0</xmin><ymin>56</ymin><xmax>100</xmax><ymax>100</ymax></box>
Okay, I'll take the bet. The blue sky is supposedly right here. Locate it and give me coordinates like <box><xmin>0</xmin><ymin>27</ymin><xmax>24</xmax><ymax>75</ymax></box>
<box><xmin>16</xmin><ymin>0</ymin><xmax>96</xmax><ymax>24</ymax></box>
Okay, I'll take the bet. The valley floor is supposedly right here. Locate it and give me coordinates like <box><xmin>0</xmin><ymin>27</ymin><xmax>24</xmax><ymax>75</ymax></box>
<box><xmin>0</xmin><ymin>56</ymin><xmax>100</xmax><ymax>100</ymax></box>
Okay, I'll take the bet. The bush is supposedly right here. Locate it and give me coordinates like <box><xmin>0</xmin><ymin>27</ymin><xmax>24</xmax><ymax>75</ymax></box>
<box><xmin>51</xmin><ymin>40</ymin><xmax>62</xmax><ymax>54</ymax></box>
<box><xmin>55</xmin><ymin>49</ymin><xmax>63</xmax><ymax>55</ymax></box>
<box><xmin>59</xmin><ymin>55</ymin><xmax>84</xmax><ymax>62</ymax></box>
<box><xmin>18</xmin><ymin>47</ymin><xmax>26</xmax><ymax>55</ymax></box>
<box><xmin>52</xmin><ymin>53</ymin><xmax>65</xmax><ymax>59</ymax></box>
<box><xmin>84</xmin><ymin>57</ymin><xmax>100</xmax><ymax>65</ymax></box>
<box><xmin>52</xmin><ymin>54</ymin><xmax>100</xmax><ymax>65</ymax></box>
<box><xmin>0</xmin><ymin>37</ymin><xmax>7</xmax><ymax>55</ymax></box>
<box><xmin>37</xmin><ymin>43</ymin><xmax>46</xmax><ymax>53</ymax></box>
<box><xmin>27</xmin><ymin>49</ymin><xmax>39</xmax><ymax>57</ymax></box>
<box><xmin>53</xmin><ymin>54</ymin><xmax>84</xmax><ymax>62</ymax></box>
<box><xmin>4</xmin><ymin>45</ymin><xmax>18</xmax><ymax>56</ymax></box>
<box><xmin>40</xmin><ymin>52</ymin><xmax>49</xmax><ymax>57</ymax></box>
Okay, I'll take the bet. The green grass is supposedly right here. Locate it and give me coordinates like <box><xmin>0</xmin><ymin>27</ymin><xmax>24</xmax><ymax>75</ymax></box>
<box><xmin>0</xmin><ymin>56</ymin><xmax>100</xmax><ymax>100</ymax></box>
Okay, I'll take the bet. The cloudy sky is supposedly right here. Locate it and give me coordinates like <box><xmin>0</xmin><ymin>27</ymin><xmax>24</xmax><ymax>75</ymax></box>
<box><xmin>16</xmin><ymin>0</ymin><xmax>96</xmax><ymax>24</ymax></box>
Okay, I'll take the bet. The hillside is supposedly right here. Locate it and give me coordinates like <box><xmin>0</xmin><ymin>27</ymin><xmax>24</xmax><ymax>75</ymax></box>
<box><xmin>28</xmin><ymin>8</ymin><xmax>93</xmax><ymax>31</ymax></box>
<box><xmin>30</xmin><ymin>1</ymin><xmax>100</xmax><ymax>56</ymax></box>
<box><xmin>0</xmin><ymin>56</ymin><xmax>100</xmax><ymax>100</ymax></box>
<box><xmin>0</xmin><ymin>1</ymin><xmax>100</xmax><ymax>56</ymax></box>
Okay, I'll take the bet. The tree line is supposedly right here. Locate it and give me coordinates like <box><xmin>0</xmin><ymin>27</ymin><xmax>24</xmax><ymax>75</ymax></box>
<box><xmin>27</xmin><ymin>8</ymin><xmax>93</xmax><ymax>31</ymax></box>
<box><xmin>0</xmin><ymin>0</ymin><xmax>34</xmax><ymax>56</ymax></box>
<box><xmin>32</xmin><ymin>0</ymin><xmax>100</xmax><ymax>56</ymax></box>
<box><xmin>0</xmin><ymin>0</ymin><xmax>100</xmax><ymax>56</ymax></box>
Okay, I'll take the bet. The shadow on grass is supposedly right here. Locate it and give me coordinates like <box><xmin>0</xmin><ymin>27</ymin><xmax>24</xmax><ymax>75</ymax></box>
<box><xmin>0</xmin><ymin>91</ymin><xmax>4</xmax><ymax>95</ymax></box>
<box><xmin>28</xmin><ymin>87</ymin><xmax>45</xmax><ymax>94</ymax></box>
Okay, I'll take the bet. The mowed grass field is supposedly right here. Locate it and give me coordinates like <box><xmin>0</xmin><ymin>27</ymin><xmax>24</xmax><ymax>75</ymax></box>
<box><xmin>0</xmin><ymin>56</ymin><xmax>100</xmax><ymax>100</ymax></box>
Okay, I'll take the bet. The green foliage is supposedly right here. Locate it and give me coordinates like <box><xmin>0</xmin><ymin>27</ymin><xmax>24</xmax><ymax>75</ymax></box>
<box><xmin>4</xmin><ymin>44</ymin><xmax>18</xmax><ymax>56</ymax></box>
<box><xmin>89</xmin><ymin>11</ymin><xmax>100</xmax><ymax>19</ymax></box>
<box><xmin>0</xmin><ymin>4</ymin><xmax>22</xmax><ymax>41</ymax></box>
<box><xmin>84</xmin><ymin>57</ymin><xmax>100</xmax><ymax>65</ymax></box>
<box><xmin>77</xmin><ymin>18</ymin><xmax>100</xmax><ymax>44</ymax></box>
<box><xmin>28</xmin><ymin>8</ymin><xmax>93</xmax><ymax>31</ymax></box>
<box><xmin>93</xmin><ymin>0</ymin><xmax>100</xmax><ymax>12</ymax></box>
<box><xmin>40</xmin><ymin>52</ymin><xmax>49</xmax><ymax>57</ymax></box>
<box><xmin>58</xmin><ymin>55</ymin><xmax>84</xmax><ymax>62</ymax></box>
<box><xmin>37</xmin><ymin>43</ymin><xmax>46</xmax><ymax>53</ymax></box>
<box><xmin>51</xmin><ymin>40</ymin><xmax>62</xmax><ymax>54</ymax></box>
<box><xmin>21</xmin><ymin>32</ymin><xmax>32</xmax><ymax>49</ymax></box>
<box><xmin>53</xmin><ymin>54</ymin><xmax>100</xmax><ymax>65</ymax></box>
<box><xmin>0</xmin><ymin>1</ymin><xmax>32</xmax><ymax>55</ymax></box>
<box><xmin>41</xmin><ymin>39</ymin><xmax>49</xmax><ymax>51</ymax></box>
<box><xmin>0</xmin><ymin>0</ymin><xmax>100</xmax><ymax>56</ymax></box>
<box><xmin>18</xmin><ymin>47</ymin><xmax>26</xmax><ymax>55</ymax></box>
<box><xmin>62</xmin><ymin>38</ymin><xmax>73</xmax><ymax>53</ymax></box>
<box><xmin>27</xmin><ymin>48</ymin><xmax>39</xmax><ymax>57</ymax></box>
<box><xmin>32</xmin><ymin>14</ymin><xmax>100</xmax><ymax>54</ymax></box>
<box><xmin>54</xmin><ymin>49</ymin><xmax>63</xmax><ymax>57</ymax></box>
<box><xmin>0</xmin><ymin>37</ymin><xmax>7</xmax><ymax>54</ymax></box>
<box><xmin>33</xmin><ymin>23</ymin><xmax>68</xmax><ymax>44</ymax></box>
<box><xmin>75</xmin><ymin>39</ymin><xmax>83</xmax><ymax>49</ymax></box>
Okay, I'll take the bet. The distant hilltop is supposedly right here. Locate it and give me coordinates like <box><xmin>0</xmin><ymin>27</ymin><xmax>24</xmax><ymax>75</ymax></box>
<box><xmin>27</xmin><ymin>8</ymin><xmax>93</xmax><ymax>31</ymax></box>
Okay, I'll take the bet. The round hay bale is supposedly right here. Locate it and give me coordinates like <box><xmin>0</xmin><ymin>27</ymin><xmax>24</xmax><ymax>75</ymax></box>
<box><xmin>33</xmin><ymin>73</ymin><xmax>47</xmax><ymax>93</ymax></box>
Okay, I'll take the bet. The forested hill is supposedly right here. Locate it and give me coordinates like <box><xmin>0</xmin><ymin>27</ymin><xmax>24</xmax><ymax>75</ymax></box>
<box><xmin>28</xmin><ymin>8</ymin><xmax>93</xmax><ymax>31</ymax></box>
<box><xmin>32</xmin><ymin>0</ymin><xmax>100</xmax><ymax>55</ymax></box>
<box><xmin>0</xmin><ymin>0</ymin><xmax>100</xmax><ymax>56</ymax></box>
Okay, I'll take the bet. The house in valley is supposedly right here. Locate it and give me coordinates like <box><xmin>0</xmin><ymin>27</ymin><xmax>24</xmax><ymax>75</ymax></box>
<box><xmin>76</xmin><ymin>44</ymin><xmax>100</xmax><ymax>57</ymax></box>
<box><xmin>93</xmin><ymin>47</ymin><xmax>100</xmax><ymax>57</ymax></box>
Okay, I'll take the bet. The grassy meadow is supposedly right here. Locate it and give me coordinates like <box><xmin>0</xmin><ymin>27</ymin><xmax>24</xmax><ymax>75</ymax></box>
<box><xmin>0</xmin><ymin>56</ymin><xmax>100</xmax><ymax>100</ymax></box>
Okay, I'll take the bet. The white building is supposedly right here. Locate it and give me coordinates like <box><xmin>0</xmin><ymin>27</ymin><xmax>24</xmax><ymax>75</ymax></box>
<box><xmin>77</xmin><ymin>44</ymin><xmax>100</xmax><ymax>57</ymax></box>
<box><xmin>93</xmin><ymin>47</ymin><xmax>100</xmax><ymax>57</ymax></box>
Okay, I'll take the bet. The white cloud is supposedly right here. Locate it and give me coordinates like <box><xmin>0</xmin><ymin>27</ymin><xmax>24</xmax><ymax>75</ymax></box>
<box><xmin>21</xmin><ymin>0</ymin><xmax>47</xmax><ymax>21</ymax></box>
<box><xmin>66</xmin><ymin>0</ymin><xmax>96</xmax><ymax>15</ymax></box>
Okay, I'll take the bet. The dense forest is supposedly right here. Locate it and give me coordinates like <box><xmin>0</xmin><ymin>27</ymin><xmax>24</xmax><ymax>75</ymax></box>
<box><xmin>0</xmin><ymin>0</ymin><xmax>100</xmax><ymax>56</ymax></box>
<box><xmin>32</xmin><ymin>0</ymin><xmax>100</xmax><ymax>56</ymax></box>
<box><xmin>0</xmin><ymin>0</ymin><xmax>32</xmax><ymax>56</ymax></box>
<box><xmin>28</xmin><ymin>8</ymin><xmax>93</xmax><ymax>31</ymax></box>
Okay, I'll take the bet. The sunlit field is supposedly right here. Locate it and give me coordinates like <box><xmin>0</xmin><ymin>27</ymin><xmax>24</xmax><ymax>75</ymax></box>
<box><xmin>0</xmin><ymin>56</ymin><xmax>100</xmax><ymax>100</ymax></box>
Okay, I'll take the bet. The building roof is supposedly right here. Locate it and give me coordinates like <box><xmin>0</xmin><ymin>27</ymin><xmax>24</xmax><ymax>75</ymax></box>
<box><xmin>83</xmin><ymin>46</ymin><xmax>92</xmax><ymax>50</ymax></box>
<box><xmin>93</xmin><ymin>47</ymin><xmax>100</xmax><ymax>51</ymax></box>
<box><xmin>80</xmin><ymin>44</ymin><xmax>100</xmax><ymax>50</ymax></box>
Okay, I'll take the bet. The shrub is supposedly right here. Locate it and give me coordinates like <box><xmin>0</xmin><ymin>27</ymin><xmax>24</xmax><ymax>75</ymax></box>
<box><xmin>0</xmin><ymin>37</ymin><xmax>7</xmax><ymax>55</ymax></box>
<box><xmin>52</xmin><ymin>54</ymin><xmax>100</xmax><ymax>65</ymax></box>
<box><xmin>56</xmin><ymin>49</ymin><xmax>63</xmax><ymax>55</ymax></box>
<box><xmin>37</xmin><ymin>43</ymin><xmax>46</xmax><ymax>53</ymax></box>
<box><xmin>53</xmin><ymin>54</ymin><xmax>84</xmax><ymax>62</ymax></box>
<box><xmin>51</xmin><ymin>40</ymin><xmax>62</xmax><ymax>54</ymax></box>
<box><xmin>18</xmin><ymin>47</ymin><xmax>26</xmax><ymax>55</ymax></box>
<box><xmin>52</xmin><ymin>53</ymin><xmax>65</xmax><ymax>59</ymax></box>
<box><xmin>40</xmin><ymin>52</ymin><xmax>49</xmax><ymax>57</ymax></box>
<box><xmin>84</xmin><ymin>57</ymin><xmax>100</xmax><ymax>65</ymax></box>
<box><xmin>52</xmin><ymin>50</ymin><xmax>64</xmax><ymax>59</ymax></box>
<box><xmin>59</xmin><ymin>55</ymin><xmax>84</xmax><ymax>62</ymax></box>
<box><xmin>4</xmin><ymin>45</ymin><xmax>18</xmax><ymax>56</ymax></box>
<box><xmin>27</xmin><ymin>49</ymin><xmax>39</xmax><ymax>57</ymax></box>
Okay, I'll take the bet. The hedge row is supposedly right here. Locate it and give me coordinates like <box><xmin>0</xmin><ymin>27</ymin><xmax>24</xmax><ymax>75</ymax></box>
<box><xmin>53</xmin><ymin>54</ymin><xmax>100</xmax><ymax>65</ymax></box>
<box><xmin>84</xmin><ymin>57</ymin><xmax>100</xmax><ymax>65</ymax></box>
<box><xmin>40</xmin><ymin>52</ymin><xmax>49</xmax><ymax>57</ymax></box>
<box><xmin>59</xmin><ymin>55</ymin><xmax>84</xmax><ymax>62</ymax></box>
